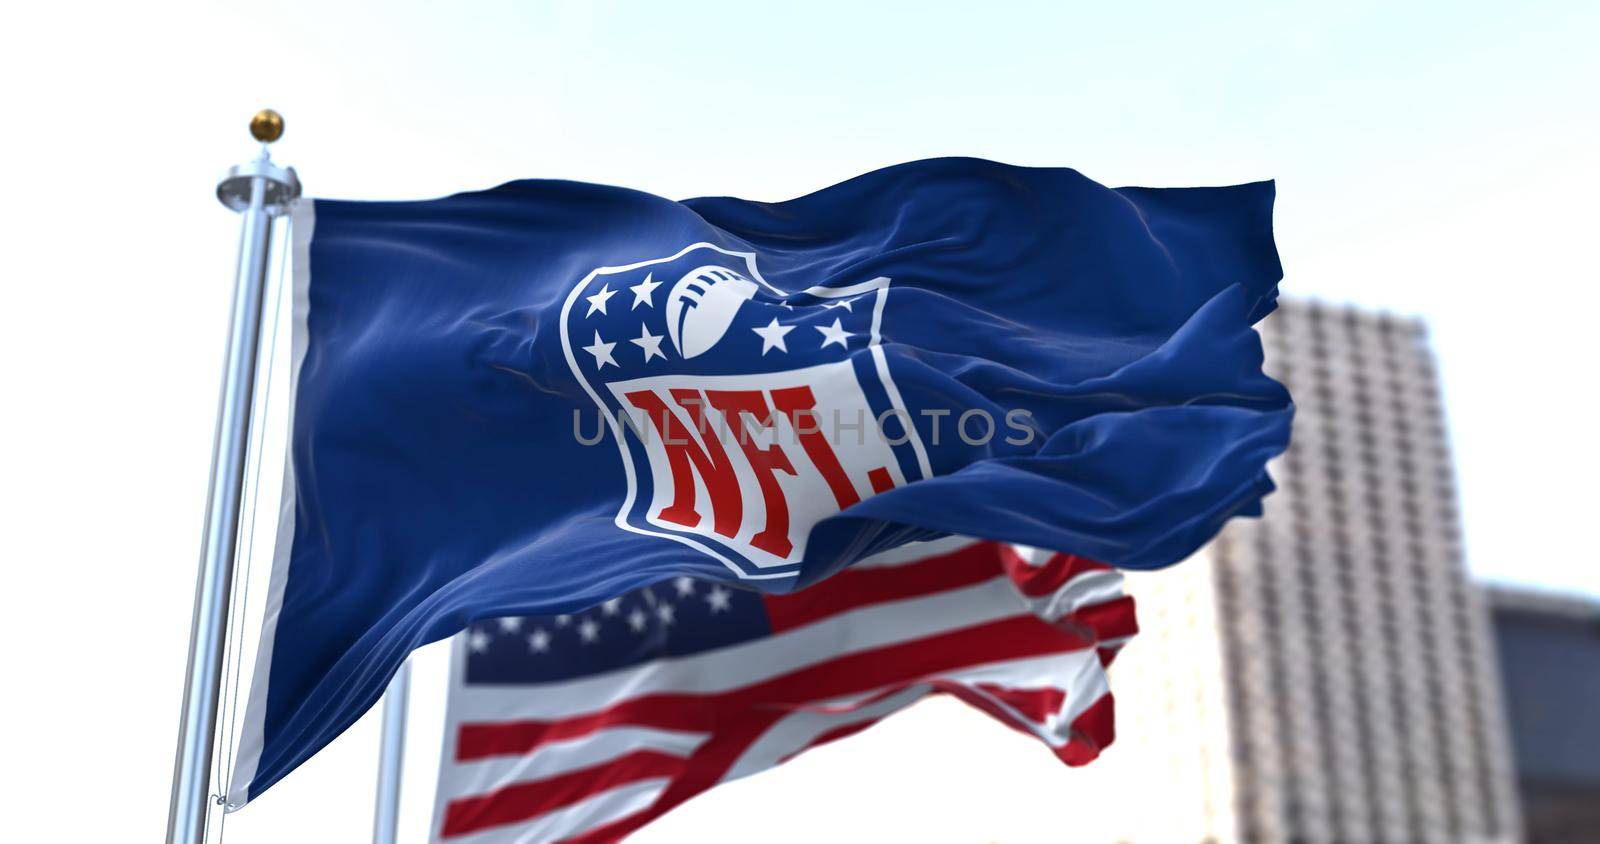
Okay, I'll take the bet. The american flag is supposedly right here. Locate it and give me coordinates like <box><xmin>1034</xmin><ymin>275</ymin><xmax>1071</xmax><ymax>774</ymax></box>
<box><xmin>429</xmin><ymin>537</ymin><xmax>1137</xmax><ymax>843</ymax></box>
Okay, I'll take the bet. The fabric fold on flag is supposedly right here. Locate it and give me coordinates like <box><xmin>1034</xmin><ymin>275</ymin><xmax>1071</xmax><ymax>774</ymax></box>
<box><xmin>228</xmin><ymin>158</ymin><xmax>1290</xmax><ymax>807</ymax></box>
<box><xmin>429</xmin><ymin>538</ymin><xmax>1137</xmax><ymax>843</ymax></box>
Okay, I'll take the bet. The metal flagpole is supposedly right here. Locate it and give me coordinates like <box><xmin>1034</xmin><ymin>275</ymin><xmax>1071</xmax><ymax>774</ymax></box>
<box><xmin>167</xmin><ymin>110</ymin><xmax>300</xmax><ymax>844</ymax></box>
<box><xmin>372</xmin><ymin>659</ymin><xmax>414</xmax><ymax>844</ymax></box>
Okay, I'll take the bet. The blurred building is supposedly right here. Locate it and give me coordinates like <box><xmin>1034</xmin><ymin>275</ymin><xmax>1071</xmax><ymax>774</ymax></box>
<box><xmin>1079</xmin><ymin>300</ymin><xmax>1521</xmax><ymax>843</ymax></box>
<box><xmin>1489</xmin><ymin>587</ymin><xmax>1600</xmax><ymax>842</ymax></box>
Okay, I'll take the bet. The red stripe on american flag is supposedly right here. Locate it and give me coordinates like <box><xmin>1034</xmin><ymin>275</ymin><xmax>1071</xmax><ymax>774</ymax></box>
<box><xmin>997</xmin><ymin>545</ymin><xmax>1112</xmax><ymax>597</ymax></box>
<box><xmin>1055</xmin><ymin>692</ymin><xmax>1116</xmax><ymax>765</ymax></box>
<box><xmin>455</xmin><ymin>614</ymin><xmax>1089</xmax><ymax>762</ymax></box>
<box><xmin>440</xmin><ymin>750</ymin><xmax>684</xmax><ymax>837</ymax></box>
<box><xmin>971</xmin><ymin>683</ymin><xmax>1067</xmax><ymax>724</ymax></box>
<box><xmin>762</xmin><ymin>542</ymin><xmax>1001</xmax><ymax>632</ymax></box>
<box><xmin>1067</xmin><ymin>594</ymin><xmax>1139</xmax><ymax>642</ymax></box>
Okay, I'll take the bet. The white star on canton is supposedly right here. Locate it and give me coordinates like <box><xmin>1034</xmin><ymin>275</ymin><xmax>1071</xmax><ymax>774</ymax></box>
<box><xmin>468</xmin><ymin>630</ymin><xmax>491</xmax><ymax>653</ymax></box>
<box><xmin>823</xmin><ymin>297</ymin><xmax>855</xmax><ymax>312</ymax></box>
<box><xmin>706</xmin><ymin>585</ymin><xmax>732</xmax><ymax>613</ymax></box>
<box><xmin>527</xmin><ymin>628</ymin><xmax>551</xmax><ymax>653</ymax></box>
<box><xmin>577</xmin><ymin>617</ymin><xmax>601</xmax><ymax>644</ymax></box>
<box><xmin>817</xmin><ymin>318</ymin><xmax>852</xmax><ymax>349</ymax></box>
<box><xmin>496</xmin><ymin>617</ymin><xmax>522</xmax><ymax>633</ymax></box>
<box><xmin>582</xmin><ymin>331</ymin><xmax>618</xmax><ymax>369</ymax></box>
<box><xmin>751</xmin><ymin>318</ymin><xmax>794</xmax><ymax>355</ymax></box>
<box><xmin>627</xmin><ymin>608</ymin><xmax>648</xmax><ymax>633</ymax></box>
<box><xmin>629</xmin><ymin>273</ymin><xmax>662</xmax><ymax>309</ymax></box>
<box><xmin>656</xmin><ymin>603</ymin><xmax>676</xmax><ymax>625</ymax></box>
<box><xmin>554</xmin><ymin>614</ymin><xmax>572</xmax><ymax>627</ymax></box>
<box><xmin>631</xmin><ymin>323</ymin><xmax>667</xmax><ymax>362</ymax></box>
<box><xmin>584</xmin><ymin>283</ymin><xmax>617</xmax><ymax>317</ymax></box>
<box><xmin>673</xmin><ymin>576</ymin><xmax>695</xmax><ymax>597</ymax></box>
<box><xmin>601</xmin><ymin>598</ymin><xmax>622</xmax><ymax>616</ymax></box>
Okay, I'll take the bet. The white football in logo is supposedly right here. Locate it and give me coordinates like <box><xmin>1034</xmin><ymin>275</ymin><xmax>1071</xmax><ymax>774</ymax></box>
<box><xmin>665</xmin><ymin>265</ymin><xmax>759</xmax><ymax>359</ymax></box>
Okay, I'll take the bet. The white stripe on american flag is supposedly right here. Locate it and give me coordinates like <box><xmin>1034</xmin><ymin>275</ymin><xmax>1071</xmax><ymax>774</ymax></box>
<box><xmin>439</xmin><ymin>779</ymin><xmax>670</xmax><ymax>844</ymax></box>
<box><xmin>431</xmin><ymin>541</ymin><xmax>1133</xmax><ymax>842</ymax></box>
<box><xmin>1021</xmin><ymin>568</ymin><xmax>1126</xmax><ymax>622</ymax></box>
<box><xmin>438</xmin><ymin>727</ymin><xmax>708</xmax><ymax>804</ymax></box>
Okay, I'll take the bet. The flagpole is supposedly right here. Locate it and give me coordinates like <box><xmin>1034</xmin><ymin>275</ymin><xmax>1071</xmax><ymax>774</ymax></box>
<box><xmin>372</xmin><ymin>659</ymin><xmax>413</xmax><ymax>844</ymax></box>
<box><xmin>167</xmin><ymin>110</ymin><xmax>300</xmax><ymax>844</ymax></box>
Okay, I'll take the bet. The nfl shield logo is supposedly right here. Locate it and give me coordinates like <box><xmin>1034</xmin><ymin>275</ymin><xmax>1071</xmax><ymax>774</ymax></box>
<box><xmin>561</xmin><ymin>243</ymin><xmax>932</xmax><ymax>581</ymax></box>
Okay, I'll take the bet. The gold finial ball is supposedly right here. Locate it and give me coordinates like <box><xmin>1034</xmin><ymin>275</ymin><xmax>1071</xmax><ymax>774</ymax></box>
<box><xmin>249</xmin><ymin>109</ymin><xmax>285</xmax><ymax>143</ymax></box>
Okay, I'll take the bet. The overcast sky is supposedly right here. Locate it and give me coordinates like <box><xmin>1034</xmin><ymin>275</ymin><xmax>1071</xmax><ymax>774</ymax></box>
<box><xmin>3</xmin><ymin>1</ymin><xmax>1596</xmax><ymax>841</ymax></box>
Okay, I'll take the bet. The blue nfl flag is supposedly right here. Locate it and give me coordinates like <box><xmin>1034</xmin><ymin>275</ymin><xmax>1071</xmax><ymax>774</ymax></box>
<box><xmin>228</xmin><ymin>158</ymin><xmax>1291</xmax><ymax>806</ymax></box>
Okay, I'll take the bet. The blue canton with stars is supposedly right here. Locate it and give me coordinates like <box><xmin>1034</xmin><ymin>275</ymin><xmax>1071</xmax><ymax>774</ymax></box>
<box><xmin>465</xmin><ymin>578</ymin><xmax>773</xmax><ymax>685</ymax></box>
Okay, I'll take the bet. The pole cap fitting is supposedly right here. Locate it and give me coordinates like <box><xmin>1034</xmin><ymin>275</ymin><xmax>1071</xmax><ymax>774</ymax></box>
<box><xmin>250</xmin><ymin>109</ymin><xmax>285</xmax><ymax>143</ymax></box>
<box><xmin>217</xmin><ymin>159</ymin><xmax>301</xmax><ymax>215</ymax></box>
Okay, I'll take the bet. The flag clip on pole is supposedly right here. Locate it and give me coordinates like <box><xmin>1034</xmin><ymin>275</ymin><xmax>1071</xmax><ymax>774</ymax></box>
<box><xmin>167</xmin><ymin>110</ymin><xmax>300</xmax><ymax>844</ymax></box>
<box><xmin>372</xmin><ymin>659</ymin><xmax>413</xmax><ymax>844</ymax></box>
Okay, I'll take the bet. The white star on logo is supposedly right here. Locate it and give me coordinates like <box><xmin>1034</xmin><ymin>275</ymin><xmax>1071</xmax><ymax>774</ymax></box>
<box><xmin>601</xmin><ymin>598</ymin><xmax>622</xmax><ymax>616</ymax></box>
<box><xmin>817</xmin><ymin>318</ymin><xmax>852</xmax><ymax>349</ymax></box>
<box><xmin>629</xmin><ymin>273</ymin><xmax>662</xmax><ymax>309</ymax></box>
<box><xmin>577</xmin><ymin>617</ymin><xmax>600</xmax><ymax>643</ymax></box>
<box><xmin>497</xmin><ymin>617</ymin><xmax>522</xmax><ymax>633</ymax></box>
<box><xmin>582</xmin><ymin>331</ymin><xmax>618</xmax><ymax>369</ymax></box>
<box><xmin>627</xmin><ymin>608</ymin><xmax>648</xmax><ymax>632</ymax></box>
<box><xmin>631</xmin><ymin>323</ymin><xmax>666</xmax><ymax>362</ymax></box>
<box><xmin>657</xmin><ymin>603</ymin><xmax>676</xmax><ymax>625</ymax></box>
<box><xmin>527</xmin><ymin>628</ymin><xmax>551</xmax><ymax>653</ymax></box>
<box><xmin>706</xmin><ymin>585</ymin><xmax>732</xmax><ymax>613</ymax></box>
<box><xmin>468</xmin><ymin>630</ymin><xmax>491</xmax><ymax>653</ymax></box>
<box><xmin>751</xmin><ymin>318</ymin><xmax>794</xmax><ymax>355</ymax></box>
<box><xmin>584</xmin><ymin>283</ymin><xmax>617</xmax><ymax>317</ymax></box>
<box><xmin>674</xmin><ymin>576</ymin><xmax>695</xmax><ymax>597</ymax></box>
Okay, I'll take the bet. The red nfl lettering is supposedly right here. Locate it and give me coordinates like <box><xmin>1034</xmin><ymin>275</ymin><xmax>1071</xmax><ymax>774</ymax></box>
<box><xmin>771</xmin><ymin>384</ymin><xmax>875</xmax><ymax>510</ymax></box>
<box><xmin>705</xmin><ymin>389</ymin><xmax>799</xmax><ymax>557</ymax></box>
<box><xmin>623</xmin><ymin>385</ymin><xmax>887</xmax><ymax>561</ymax></box>
<box><xmin>622</xmin><ymin>389</ymin><xmax>742</xmax><ymax>539</ymax></box>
